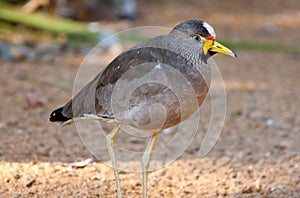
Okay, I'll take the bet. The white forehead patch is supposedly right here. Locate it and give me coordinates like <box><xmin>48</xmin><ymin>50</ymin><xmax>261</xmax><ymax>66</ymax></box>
<box><xmin>202</xmin><ymin>22</ymin><xmax>216</xmax><ymax>38</ymax></box>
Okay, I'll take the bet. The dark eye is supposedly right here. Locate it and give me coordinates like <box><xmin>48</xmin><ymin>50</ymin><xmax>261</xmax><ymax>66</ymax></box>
<box><xmin>192</xmin><ymin>34</ymin><xmax>201</xmax><ymax>42</ymax></box>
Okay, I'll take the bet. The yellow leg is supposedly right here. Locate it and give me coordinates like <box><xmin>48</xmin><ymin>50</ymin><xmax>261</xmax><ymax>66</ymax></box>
<box><xmin>106</xmin><ymin>124</ymin><xmax>122</xmax><ymax>198</ymax></box>
<box><xmin>141</xmin><ymin>131</ymin><xmax>159</xmax><ymax>198</ymax></box>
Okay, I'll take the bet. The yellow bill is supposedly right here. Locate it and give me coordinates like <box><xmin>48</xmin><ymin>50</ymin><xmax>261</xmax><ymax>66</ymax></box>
<box><xmin>203</xmin><ymin>39</ymin><xmax>237</xmax><ymax>57</ymax></box>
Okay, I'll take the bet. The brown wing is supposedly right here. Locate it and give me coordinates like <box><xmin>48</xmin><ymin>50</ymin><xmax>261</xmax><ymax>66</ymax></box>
<box><xmin>58</xmin><ymin>45</ymin><xmax>209</xmax><ymax>124</ymax></box>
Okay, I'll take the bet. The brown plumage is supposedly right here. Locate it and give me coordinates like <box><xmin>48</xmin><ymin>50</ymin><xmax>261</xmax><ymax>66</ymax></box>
<box><xmin>49</xmin><ymin>19</ymin><xmax>236</xmax><ymax>198</ymax></box>
<box><xmin>50</xmin><ymin>20</ymin><xmax>215</xmax><ymax>129</ymax></box>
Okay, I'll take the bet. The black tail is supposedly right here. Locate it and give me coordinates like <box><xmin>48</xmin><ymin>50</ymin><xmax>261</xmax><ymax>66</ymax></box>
<box><xmin>49</xmin><ymin>107</ymin><xmax>71</xmax><ymax>122</ymax></box>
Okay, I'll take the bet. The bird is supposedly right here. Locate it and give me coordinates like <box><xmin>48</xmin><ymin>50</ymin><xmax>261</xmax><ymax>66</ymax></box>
<box><xmin>49</xmin><ymin>19</ymin><xmax>236</xmax><ymax>198</ymax></box>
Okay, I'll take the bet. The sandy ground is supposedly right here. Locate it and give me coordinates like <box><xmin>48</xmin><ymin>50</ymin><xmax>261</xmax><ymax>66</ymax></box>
<box><xmin>0</xmin><ymin>0</ymin><xmax>299</xmax><ymax>197</ymax></box>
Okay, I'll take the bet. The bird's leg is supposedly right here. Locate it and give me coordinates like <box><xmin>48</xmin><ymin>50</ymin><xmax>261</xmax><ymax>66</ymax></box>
<box><xmin>141</xmin><ymin>131</ymin><xmax>159</xmax><ymax>198</ymax></box>
<box><xmin>106</xmin><ymin>124</ymin><xmax>122</xmax><ymax>198</ymax></box>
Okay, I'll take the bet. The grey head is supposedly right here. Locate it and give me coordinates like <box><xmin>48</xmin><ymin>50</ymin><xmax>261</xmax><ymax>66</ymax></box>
<box><xmin>171</xmin><ymin>20</ymin><xmax>216</xmax><ymax>38</ymax></box>
<box><xmin>138</xmin><ymin>20</ymin><xmax>219</xmax><ymax>66</ymax></box>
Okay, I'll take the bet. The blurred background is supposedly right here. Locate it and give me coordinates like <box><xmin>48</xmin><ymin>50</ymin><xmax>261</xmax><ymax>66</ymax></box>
<box><xmin>0</xmin><ymin>0</ymin><xmax>299</xmax><ymax>197</ymax></box>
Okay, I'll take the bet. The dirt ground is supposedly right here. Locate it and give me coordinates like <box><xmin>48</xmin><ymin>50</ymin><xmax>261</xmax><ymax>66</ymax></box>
<box><xmin>0</xmin><ymin>0</ymin><xmax>299</xmax><ymax>197</ymax></box>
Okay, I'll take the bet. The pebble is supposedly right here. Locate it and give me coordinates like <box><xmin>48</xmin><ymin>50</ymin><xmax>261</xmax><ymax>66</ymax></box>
<box><xmin>129</xmin><ymin>137</ymin><xmax>144</xmax><ymax>144</ymax></box>
<box><xmin>248</xmin><ymin>110</ymin><xmax>264</xmax><ymax>121</ymax></box>
<box><xmin>26</xmin><ymin>92</ymin><xmax>44</xmax><ymax>108</ymax></box>
<box><xmin>254</xmin><ymin>179</ymin><xmax>262</xmax><ymax>191</ymax></box>
<box><xmin>272</xmin><ymin>185</ymin><xmax>288</xmax><ymax>193</ymax></box>
<box><xmin>25</xmin><ymin>175</ymin><xmax>36</xmax><ymax>188</ymax></box>
<box><xmin>70</xmin><ymin>158</ymin><xmax>93</xmax><ymax>168</ymax></box>
<box><xmin>14</xmin><ymin>174</ymin><xmax>21</xmax><ymax>180</ymax></box>
<box><xmin>264</xmin><ymin>152</ymin><xmax>272</xmax><ymax>158</ymax></box>
<box><xmin>278</xmin><ymin>131</ymin><xmax>288</xmax><ymax>137</ymax></box>
<box><xmin>216</xmin><ymin>188</ymin><xmax>227</xmax><ymax>196</ymax></box>
<box><xmin>4</xmin><ymin>178</ymin><xmax>10</xmax><ymax>183</ymax></box>
<box><xmin>241</xmin><ymin>186</ymin><xmax>253</xmax><ymax>194</ymax></box>
<box><xmin>117</xmin><ymin>0</ymin><xmax>137</xmax><ymax>19</ymax></box>
<box><xmin>266</xmin><ymin>118</ymin><xmax>280</xmax><ymax>128</ymax></box>
<box><xmin>9</xmin><ymin>45</ymin><xmax>29</xmax><ymax>60</ymax></box>
<box><xmin>274</xmin><ymin>141</ymin><xmax>288</xmax><ymax>150</ymax></box>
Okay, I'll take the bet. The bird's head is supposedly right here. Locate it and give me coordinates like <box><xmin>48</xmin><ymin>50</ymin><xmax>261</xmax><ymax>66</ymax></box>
<box><xmin>171</xmin><ymin>20</ymin><xmax>237</xmax><ymax>58</ymax></box>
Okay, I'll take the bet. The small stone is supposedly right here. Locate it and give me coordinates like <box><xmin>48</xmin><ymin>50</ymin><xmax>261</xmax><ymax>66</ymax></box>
<box><xmin>129</xmin><ymin>137</ymin><xmax>143</xmax><ymax>144</ymax></box>
<box><xmin>248</xmin><ymin>110</ymin><xmax>263</xmax><ymax>121</ymax></box>
<box><xmin>254</xmin><ymin>179</ymin><xmax>262</xmax><ymax>191</ymax></box>
<box><xmin>242</xmin><ymin>186</ymin><xmax>253</xmax><ymax>194</ymax></box>
<box><xmin>70</xmin><ymin>158</ymin><xmax>93</xmax><ymax>168</ymax></box>
<box><xmin>9</xmin><ymin>45</ymin><xmax>28</xmax><ymax>61</ymax></box>
<box><xmin>26</xmin><ymin>92</ymin><xmax>44</xmax><ymax>108</ymax></box>
<box><xmin>183</xmin><ymin>187</ymin><xmax>193</xmax><ymax>194</ymax></box>
<box><xmin>232</xmin><ymin>173</ymin><xmax>237</xmax><ymax>179</ymax></box>
<box><xmin>216</xmin><ymin>188</ymin><xmax>227</xmax><ymax>196</ymax></box>
<box><xmin>65</xmin><ymin>166</ymin><xmax>73</xmax><ymax>172</ymax></box>
<box><xmin>274</xmin><ymin>143</ymin><xmax>287</xmax><ymax>150</ymax></box>
<box><xmin>25</xmin><ymin>176</ymin><xmax>36</xmax><ymax>188</ymax></box>
<box><xmin>278</xmin><ymin>131</ymin><xmax>288</xmax><ymax>137</ymax></box>
<box><xmin>91</xmin><ymin>175</ymin><xmax>102</xmax><ymax>181</ymax></box>
<box><xmin>275</xmin><ymin>185</ymin><xmax>287</xmax><ymax>193</ymax></box>
<box><xmin>266</xmin><ymin>118</ymin><xmax>280</xmax><ymax>128</ymax></box>
<box><xmin>264</xmin><ymin>152</ymin><xmax>271</xmax><ymax>158</ymax></box>
<box><xmin>14</xmin><ymin>174</ymin><xmax>21</xmax><ymax>180</ymax></box>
